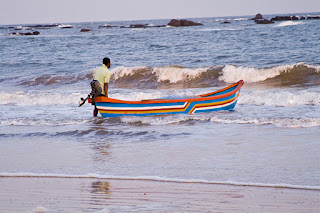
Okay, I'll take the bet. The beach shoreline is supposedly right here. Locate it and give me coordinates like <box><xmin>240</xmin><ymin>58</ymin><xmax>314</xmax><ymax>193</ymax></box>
<box><xmin>1</xmin><ymin>177</ymin><xmax>319</xmax><ymax>213</ymax></box>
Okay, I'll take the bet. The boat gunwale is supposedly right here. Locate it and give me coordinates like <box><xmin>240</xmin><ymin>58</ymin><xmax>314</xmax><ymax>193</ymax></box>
<box><xmin>90</xmin><ymin>80</ymin><xmax>244</xmax><ymax>105</ymax></box>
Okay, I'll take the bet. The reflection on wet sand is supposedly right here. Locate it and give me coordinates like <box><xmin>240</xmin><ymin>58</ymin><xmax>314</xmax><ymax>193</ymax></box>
<box><xmin>91</xmin><ymin>181</ymin><xmax>111</xmax><ymax>194</ymax></box>
<box><xmin>1</xmin><ymin>177</ymin><xmax>318</xmax><ymax>212</ymax></box>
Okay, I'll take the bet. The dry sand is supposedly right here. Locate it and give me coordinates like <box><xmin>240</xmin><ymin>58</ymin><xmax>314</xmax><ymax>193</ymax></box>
<box><xmin>0</xmin><ymin>177</ymin><xmax>319</xmax><ymax>212</ymax></box>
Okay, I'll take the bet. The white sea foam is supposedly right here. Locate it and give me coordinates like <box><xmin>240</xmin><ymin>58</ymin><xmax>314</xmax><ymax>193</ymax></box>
<box><xmin>26</xmin><ymin>206</ymin><xmax>48</xmax><ymax>213</ymax></box>
<box><xmin>209</xmin><ymin>116</ymin><xmax>320</xmax><ymax>128</ymax></box>
<box><xmin>275</xmin><ymin>21</ymin><xmax>304</xmax><ymax>27</ymax></box>
<box><xmin>306</xmin><ymin>64</ymin><xmax>320</xmax><ymax>72</ymax></box>
<box><xmin>112</xmin><ymin>66</ymin><xmax>211</xmax><ymax>83</ymax></box>
<box><xmin>239</xmin><ymin>90</ymin><xmax>320</xmax><ymax>106</ymax></box>
<box><xmin>0</xmin><ymin>118</ymin><xmax>89</xmax><ymax>126</ymax></box>
<box><xmin>0</xmin><ymin>91</ymin><xmax>83</xmax><ymax>106</ymax></box>
<box><xmin>112</xmin><ymin>66</ymin><xmax>150</xmax><ymax>79</ymax></box>
<box><xmin>1</xmin><ymin>172</ymin><xmax>319</xmax><ymax>191</ymax></box>
<box><xmin>120</xmin><ymin>114</ymin><xmax>208</xmax><ymax>125</ymax></box>
<box><xmin>15</xmin><ymin>26</ymin><xmax>31</xmax><ymax>30</ymax></box>
<box><xmin>219</xmin><ymin>63</ymin><xmax>307</xmax><ymax>83</ymax></box>
<box><xmin>233</xmin><ymin>18</ymin><xmax>249</xmax><ymax>21</ymax></box>
<box><xmin>112</xmin><ymin>89</ymin><xmax>205</xmax><ymax>102</ymax></box>
<box><xmin>58</xmin><ymin>24</ymin><xmax>72</xmax><ymax>28</ymax></box>
<box><xmin>152</xmin><ymin>66</ymin><xmax>210</xmax><ymax>83</ymax></box>
<box><xmin>120</xmin><ymin>113</ymin><xmax>320</xmax><ymax>128</ymax></box>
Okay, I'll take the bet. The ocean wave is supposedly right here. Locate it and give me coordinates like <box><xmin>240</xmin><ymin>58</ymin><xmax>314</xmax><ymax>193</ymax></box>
<box><xmin>112</xmin><ymin>63</ymin><xmax>319</xmax><ymax>88</ymax></box>
<box><xmin>19</xmin><ymin>72</ymin><xmax>93</xmax><ymax>86</ymax></box>
<box><xmin>1</xmin><ymin>172</ymin><xmax>319</xmax><ymax>191</ymax></box>
<box><xmin>15</xmin><ymin>63</ymin><xmax>320</xmax><ymax>88</ymax></box>
<box><xmin>112</xmin><ymin>65</ymin><xmax>223</xmax><ymax>88</ymax></box>
<box><xmin>219</xmin><ymin>63</ymin><xmax>320</xmax><ymax>84</ymax></box>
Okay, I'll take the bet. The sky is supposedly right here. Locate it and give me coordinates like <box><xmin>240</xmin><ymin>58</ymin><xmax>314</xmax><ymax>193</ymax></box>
<box><xmin>0</xmin><ymin>0</ymin><xmax>319</xmax><ymax>25</ymax></box>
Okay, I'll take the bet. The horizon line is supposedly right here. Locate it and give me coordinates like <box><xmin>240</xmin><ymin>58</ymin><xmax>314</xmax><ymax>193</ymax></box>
<box><xmin>1</xmin><ymin>11</ymin><xmax>319</xmax><ymax>26</ymax></box>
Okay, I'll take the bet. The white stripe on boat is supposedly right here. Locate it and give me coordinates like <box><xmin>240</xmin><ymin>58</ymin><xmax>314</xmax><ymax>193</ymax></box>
<box><xmin>97</xmin><ymin>102</ymin><xmax>188</xmax><ymax>111</ymax></box>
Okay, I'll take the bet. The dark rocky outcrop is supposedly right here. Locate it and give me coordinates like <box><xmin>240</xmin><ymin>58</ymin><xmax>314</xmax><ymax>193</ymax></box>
<box><xmin>10</xmin><ymin>31</ymin><xmax>40</xmax><ymax>36</ymax></box>
<box><xmin>252</xmin><ymin>13</ymin><xmax>263</xmax><ymax>20</ymax></box>
<box><xmin>221</xmin><ymin>21</ymin><xmax>231</xmax><ymax>24</ymax></box>
<box><xmin>129</xmin><ymin>24</ymin><xmax>147</xmax><ymax>28</ymax></box>
<box><xmin>307</xmin><ymin>16</ymin><xmax>320</xmax><ymax>20</ymax></box>
<box><xmin>269</xmin><ymin>15</ymin><xmax>320</xmax><ymax>21</ymax></box>
<box><xmin>25</xmin><ymin>24</ymin><xmax>58</xmax><ymax>28</ymax></box>
<box><xmin>255</xmin><ymin>19</ymin><xmax>275</xmax><ymax>24</ymax></box>
<box><xmin>80</xmin><ymin>28</ymin><xmax>91</xmax><ymax>32</ymax></box>
<box><xmin>271</xmin><ymin>16</ymin><xmax>292</xmax><ymax>21</ymax></box>
<box><xmin>167</xmin><ymin>19</ymin><xmax>203</xmax><ymax>27</ymax></box>
<box><xmin>120</xmin><ymin>24</ymin><xmax>166</xmax><ymax>28</ymax></box>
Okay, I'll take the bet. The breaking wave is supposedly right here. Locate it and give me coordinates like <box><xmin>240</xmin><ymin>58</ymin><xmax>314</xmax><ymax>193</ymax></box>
<box><xmin>19</xmin><ymin>72</ymin><xmax>93</xmax><ymax>86</ymax></box>
<box><xmin>16</xmin><ymin>63</ymin><xmax>320</xmax><ymax>88</ymax></box>
<box><xmin>275</xmin><ymin>21</ymin><xmax>304</xmax><ymax>27</ymax></box>
<box><xmin>111</xmin><ymin>63</ymin><xmax>320</xmax><ymax>88</ymax></box>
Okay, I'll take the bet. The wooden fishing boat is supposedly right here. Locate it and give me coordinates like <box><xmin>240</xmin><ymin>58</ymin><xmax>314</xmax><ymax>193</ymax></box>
<box><xmin>88</xmin><ymin>80</ymin><xmax>244</xmax><ymax>117</ymax></box>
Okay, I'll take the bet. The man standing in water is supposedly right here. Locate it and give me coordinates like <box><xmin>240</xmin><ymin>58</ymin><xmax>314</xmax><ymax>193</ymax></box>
<box><xmin>92</xmin><ymin>57</ymin><xmax>111</xmax><ymax>117</ymax></box>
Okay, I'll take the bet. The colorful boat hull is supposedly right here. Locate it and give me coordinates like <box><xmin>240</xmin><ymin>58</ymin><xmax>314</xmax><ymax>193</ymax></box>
<box><xmin>89</xmin><ymin>80</ymin><xmax>244</xmax><ymax>117</ymax></box>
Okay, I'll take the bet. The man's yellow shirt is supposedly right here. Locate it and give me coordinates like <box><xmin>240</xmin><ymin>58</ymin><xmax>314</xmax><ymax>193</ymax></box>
<box><xmin>93</xmin><ymin>64</ymin><xmax>111</xmax><ymax>95</ymax></box>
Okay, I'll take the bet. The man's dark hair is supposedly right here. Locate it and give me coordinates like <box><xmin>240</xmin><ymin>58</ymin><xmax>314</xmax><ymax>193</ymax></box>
<box><xmin>103</xmin><ymin>57</ymin><xmax>110</xmax><ymax>66</ymax></box>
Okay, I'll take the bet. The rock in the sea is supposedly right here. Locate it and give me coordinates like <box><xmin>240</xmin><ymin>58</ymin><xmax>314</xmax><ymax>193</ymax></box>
<box><xmin>129</xmin><ymin>24</ymin><xmax>147</xmax><ymax>28</ymax></box>
<box><xmin>167</xmin><ymin>19</ymin><xmax>203</xmax><ymax>27</ymax></box>
<box><xmin>80</xmin><ymin>28</ymin><xmax>91</xmax><ymax>32</ymax></box>
<box><xmin>254</xmin><ymin>19</ymin><xmax>275</xmax><ymax>24</ymax></box>
<box><xmin>307</xmin><ymin>16</ymin><xmax>320</xmax><ymax>20</ymax></box>
<box><xmin>270</xmin><ymin>15</ymin><xmax>320</xmax><ymax>21</ymax></box>
<box><xmin>221</xmin><ymin>21</ymin><xmax>231</xmax><ymax>24</ymax></box>
<box><xmin>26</xmin><ymin>24</ymin><xmax>58</xmax><ymax>28</ymax></box>
<box><xmin>271</xmin><ymin>16</ymin><xmax>293</xmax><ymax>21</ymax></box>
<box><xmin>10</xmin><ymin>31</ymin><xmax>40</xmax><ymax>36</ymax></box>
<box><xmin>252</xmin><ymin>13</ymin><xmax>263</xmax><ymax>20</ymax></box>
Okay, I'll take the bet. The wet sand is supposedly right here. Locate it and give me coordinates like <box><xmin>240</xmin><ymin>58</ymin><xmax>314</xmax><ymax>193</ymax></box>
<box><xmin>0</xmin><ymin>177</ymin><xmax>319</xmax><ymax>213</ymax></box>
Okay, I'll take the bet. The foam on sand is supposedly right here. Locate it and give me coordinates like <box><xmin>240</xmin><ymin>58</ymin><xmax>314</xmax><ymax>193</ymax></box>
<box><xmin>1</xmin><ymin>172</ymin><xmax>319</xmax><ymax>190</ymax></box>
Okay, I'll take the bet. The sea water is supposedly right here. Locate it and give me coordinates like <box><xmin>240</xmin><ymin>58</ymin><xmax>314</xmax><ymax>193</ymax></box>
<box><xmin>0</xmin><ymin>13</ymin><xmax>320</xmax><ymax>201</ymax></box>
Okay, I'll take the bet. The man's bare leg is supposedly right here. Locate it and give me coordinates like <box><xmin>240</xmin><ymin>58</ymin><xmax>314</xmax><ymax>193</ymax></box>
<box><xmin>93</xmin><ymin>106</ymin><xmax>98</xmax><ymax>117</ymax></box>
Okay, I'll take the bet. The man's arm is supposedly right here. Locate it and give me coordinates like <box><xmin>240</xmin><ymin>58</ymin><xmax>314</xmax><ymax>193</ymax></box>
<box><xmin>104</xmin><ymin>83</ymin><xmax>108</xmax><ymax>97</ymax></box>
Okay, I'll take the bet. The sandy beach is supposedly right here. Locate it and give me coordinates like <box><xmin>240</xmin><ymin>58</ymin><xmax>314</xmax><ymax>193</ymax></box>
<box><xmin>0</xmin><ymin>177</ymin><xmax>319</xmax><ymax>213</ymax></box>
